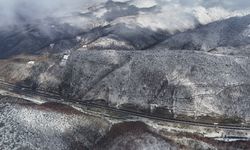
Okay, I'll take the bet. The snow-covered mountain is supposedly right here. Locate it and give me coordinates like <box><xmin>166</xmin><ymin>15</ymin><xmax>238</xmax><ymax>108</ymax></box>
<box><xmin>1</xmin><ymin>0</ymin><xmax>250</xmax><ymax>58</ymax></box>
<box><xmin>1</xmin><ymin>1</ymin><xmax>250</xmax><ymax>149</ymax></box>
<box><xmin>155</xmin><ymin>15</ymin><xmax>250</xmax><ymax>55</ymax></box>
<box><xmin>1</xmin><ymin>0</ymin><xmax>250</xmax><ymax>117</ymax></box>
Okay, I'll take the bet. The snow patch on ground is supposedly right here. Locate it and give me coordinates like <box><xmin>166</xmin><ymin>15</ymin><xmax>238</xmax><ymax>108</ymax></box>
<box><xmin>131</xmin><ymin>0</ymin><xmax>157</xmax><ymax>8</ymax></box>
<box><xmin>0</xmin><ymin>100</ymin><xmax>110</xmax><ymax>150</ymax></box>
<box><xmin>60</xmin><ymin>54</ymin><xmax>70</xmax><ymax>66</ymax></box>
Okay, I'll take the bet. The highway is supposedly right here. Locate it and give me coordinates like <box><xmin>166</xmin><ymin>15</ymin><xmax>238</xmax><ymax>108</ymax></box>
<box><xmin>0</xmin><ymin>80</ymin><xmax>250</xmax><ymax>131</ymax></box>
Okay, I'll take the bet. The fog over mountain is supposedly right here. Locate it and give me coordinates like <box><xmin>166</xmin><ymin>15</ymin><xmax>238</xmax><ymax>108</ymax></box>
<box><xmin>1</xmin><ymin>1</ymin><xmax>250</xmax><ymax>149</ymax></box>
<box><xmin>1</xmin><ymin>0</ymin><xmax>250</xmax><ymax>32</ymax></box>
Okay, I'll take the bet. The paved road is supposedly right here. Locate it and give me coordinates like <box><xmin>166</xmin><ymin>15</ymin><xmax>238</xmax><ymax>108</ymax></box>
<box><xmin>0</xmin><ymin>80</ymin><xmax>250</xmax><ymax>131</ymax></box>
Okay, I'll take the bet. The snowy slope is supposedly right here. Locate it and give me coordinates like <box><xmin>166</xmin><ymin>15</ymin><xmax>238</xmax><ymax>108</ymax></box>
<box><xmin>155</xmin><ymin>15</ymin><xmax>250</xmax><ymax>55</ymax></box>
<box><xmin>1</xmin><ymin>0</ymin><xmax>250</xmax><ymax>58</ymax></box>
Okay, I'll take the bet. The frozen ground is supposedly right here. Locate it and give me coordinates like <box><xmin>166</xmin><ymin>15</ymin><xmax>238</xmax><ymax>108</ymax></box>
<box><xmin>0</xmin><ymin>97</ymin><xmax>110</xmax><ymax>150</ymax></box>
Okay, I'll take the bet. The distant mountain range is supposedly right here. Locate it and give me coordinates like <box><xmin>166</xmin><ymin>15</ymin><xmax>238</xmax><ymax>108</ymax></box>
<box><xmin>1</xmin><ymin>1</ymin><xmax>250</xmax><ymax>58</ymax></box>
